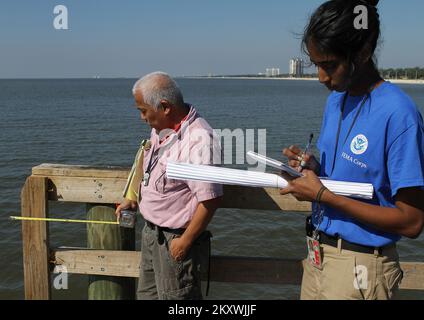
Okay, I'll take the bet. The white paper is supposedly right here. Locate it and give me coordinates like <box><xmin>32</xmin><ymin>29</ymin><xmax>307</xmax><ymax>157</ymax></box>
<box><xmin>247</xmin><ymin>150</ymin><xmax>302</xmax><ymax>177</ymax></box>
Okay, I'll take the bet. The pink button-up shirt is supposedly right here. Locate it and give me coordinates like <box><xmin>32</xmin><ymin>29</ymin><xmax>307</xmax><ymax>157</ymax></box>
<box><xmin>139</xmin><ymin>106</ymin><xmax>223</xmax><ymax>229</ymax></box>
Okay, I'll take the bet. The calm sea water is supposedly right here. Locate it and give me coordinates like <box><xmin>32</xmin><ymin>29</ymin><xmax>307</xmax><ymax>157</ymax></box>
<box><xmin>1</xmin><ymin>78</ymin><xmax>423</xmax><ymax>300</ymax></box>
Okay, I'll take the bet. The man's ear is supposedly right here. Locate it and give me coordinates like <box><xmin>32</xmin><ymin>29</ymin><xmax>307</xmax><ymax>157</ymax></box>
<box><xmin>159</xmin><ymin>99</ymin><xmax>173</xmax><ymax>115</ymax></box>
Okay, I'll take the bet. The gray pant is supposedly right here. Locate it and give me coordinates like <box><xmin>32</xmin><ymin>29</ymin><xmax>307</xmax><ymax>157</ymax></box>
<box><xmin>137</xmin><ymin>222</ymin><xmax>210</xmax><ymax>300</ymax></box>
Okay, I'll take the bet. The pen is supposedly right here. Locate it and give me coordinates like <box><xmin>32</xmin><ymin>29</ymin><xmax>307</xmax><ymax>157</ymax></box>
<box><xmin>300</xmin><ymin>133</ymin><xmax>314</xmax><ymax>169</ymax></box>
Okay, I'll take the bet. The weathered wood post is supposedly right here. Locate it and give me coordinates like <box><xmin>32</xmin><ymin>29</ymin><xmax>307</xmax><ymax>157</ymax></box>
<box><xmin>87</xmin><ymin>203</ymin><xmax>136</xmax><ymax>300</ymax></box>
<box><xmin>21</xmin><ymin>176</ymin><xmax>51</xmax><ymax>300</ymax></box>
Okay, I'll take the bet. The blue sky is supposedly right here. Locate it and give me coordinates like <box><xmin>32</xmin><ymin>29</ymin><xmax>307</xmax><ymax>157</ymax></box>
<box><xmin>0</xmin><ymin>0</ymin><xmax>423</xmax><ymax>78</ymax></box>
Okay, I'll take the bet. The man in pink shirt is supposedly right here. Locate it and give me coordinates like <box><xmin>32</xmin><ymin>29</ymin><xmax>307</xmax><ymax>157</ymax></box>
<box><xmin>116</xmin><ymin>71</ymin><xmax>223</xmax><ymax>300</ymax></box>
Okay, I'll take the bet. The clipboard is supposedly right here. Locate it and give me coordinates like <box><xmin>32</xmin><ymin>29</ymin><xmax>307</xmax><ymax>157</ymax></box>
<box><xmin>247</xmin><ymin>151</ymin><xmax>303</xmax><ymax>178</ymax></box>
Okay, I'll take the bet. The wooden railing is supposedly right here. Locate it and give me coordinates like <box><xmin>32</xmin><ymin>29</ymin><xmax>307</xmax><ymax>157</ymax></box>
<box><xmin>20</xmin><ymin>163</ymin><xmax>424</xmax><ymax>299</ymax></box>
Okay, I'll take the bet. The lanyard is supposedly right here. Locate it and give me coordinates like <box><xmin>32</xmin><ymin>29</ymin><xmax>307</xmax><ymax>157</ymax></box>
<box><xmin>142</xmin><ymin>107</ymin><xmax>191</xmax><ymax>186</ymax></box>
<box><xmin>313</xmin><ymin>92</ymin><xmax>369</xmax><ymax>237</ymax></box>
<box><xmin>329</xmin><ymin>92</ymin><xmax>370</xmax><ymax>175</ymax></box>
<box><xmin>143</xmin><ymin>147</ymin><xmax>160</xmax><ymax>186</ymax></box>
<box><xmin>315</xmin><ymin>80</ymin><xmax>382</xmax><ymax>235</ymax></box>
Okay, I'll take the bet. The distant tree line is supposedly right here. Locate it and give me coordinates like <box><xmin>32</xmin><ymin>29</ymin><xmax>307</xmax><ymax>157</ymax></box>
<box><xmin>202</xmin><ymin>67</ymin><xmax>424</xmax><ymax>80</ymax></box>
<box><xmin>304</xmin><ymin>68</ymin><xmax>424</xmax><ymax>80</ymax></box>
<box><xmin>378</xmin><ymin>67</ymin><xmax>424</xmax><ymax>80</ymax></box>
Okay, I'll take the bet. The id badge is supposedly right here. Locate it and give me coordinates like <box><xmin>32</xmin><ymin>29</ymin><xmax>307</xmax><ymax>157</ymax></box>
<box><xmin>143</xmin><ymin>172</ymin><xmax>150</xmax><ymax>186</ymax></box>
<box><xmin>306</xmin><ymin>236</ymin><xmax>323</xmax><ymax>269</ymax></box>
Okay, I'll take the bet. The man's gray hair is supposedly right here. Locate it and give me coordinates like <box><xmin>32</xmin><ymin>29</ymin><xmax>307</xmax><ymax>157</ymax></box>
<box><xmin>132</xmin><ymin>71</ymin><xmax>184</xmax><ymax>110</ymax></box>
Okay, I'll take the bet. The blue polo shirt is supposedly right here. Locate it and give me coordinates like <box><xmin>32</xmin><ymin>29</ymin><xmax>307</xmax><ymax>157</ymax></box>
<box><xmin>315</xmin><ymin>81</ymin><xmax>424</xmax><ymax>247</ymax></box>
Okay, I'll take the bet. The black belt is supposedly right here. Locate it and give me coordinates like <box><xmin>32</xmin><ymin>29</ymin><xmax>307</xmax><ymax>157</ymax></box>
<box><xmin>145</xmin><ymin>220</ymin><xmax>186</xmax><ymax>234</ymax></box>
<box><xmin>318</xmin><ymin>232</ymin><xmax>393</xmax><ymax>255</ymax></box>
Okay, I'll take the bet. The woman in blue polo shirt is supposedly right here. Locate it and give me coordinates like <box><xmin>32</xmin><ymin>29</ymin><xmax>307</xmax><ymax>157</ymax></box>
<box><xmin>281</xmin><ymin>0</ymin><xmax>424</xmax><ymax>299</ymax></box>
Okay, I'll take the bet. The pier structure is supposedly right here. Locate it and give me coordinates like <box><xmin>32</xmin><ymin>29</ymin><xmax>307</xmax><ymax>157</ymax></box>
<box><xmin>20</xmin><ymin>163</ymin><xmax>424</xmax><ymax>299</ymax></box>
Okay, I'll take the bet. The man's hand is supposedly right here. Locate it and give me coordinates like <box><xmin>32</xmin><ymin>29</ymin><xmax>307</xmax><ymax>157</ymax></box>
<box><xmin>282</xmin><ymin>145</ymin><xmax>320</xmax><ymax>174</ymax></box>
<box><xmin>169</xmin><ymin>235</ymin><xmax>191</xmax><ymax>261</ymax></box>
<box><xmin>169</xmin><ymin>197</ymin><xmax>222</xmax><ymax>261</ymax></box>
<box><xmin>115</xmin><ymin>198</ymin><xmax>137</xmax><ymax>220</ymax></box>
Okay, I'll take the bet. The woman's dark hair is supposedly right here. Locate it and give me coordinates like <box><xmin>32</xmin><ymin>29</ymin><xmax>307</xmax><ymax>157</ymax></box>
<box><xmin>302</xmin><ymin>0</ymin><xmax>380</xmax><ymax>68</ymax></box>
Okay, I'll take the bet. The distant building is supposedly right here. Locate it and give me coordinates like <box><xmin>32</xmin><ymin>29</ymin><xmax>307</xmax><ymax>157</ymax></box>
<box><xmin>289</xmin><ymin>58</ymin><xmax>304</xmax><ymax>78</ymax></box>
<box><xmin>265</xmin><ymin>67</ymin><xmax>280</xmax><ymax>77</ymax></box>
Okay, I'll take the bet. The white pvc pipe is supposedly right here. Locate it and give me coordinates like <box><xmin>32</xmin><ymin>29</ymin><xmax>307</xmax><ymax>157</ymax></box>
<box><xmin>166</xmin><ymin>162</ymin><xmax>373</xmax><ymax>200</ymax></box>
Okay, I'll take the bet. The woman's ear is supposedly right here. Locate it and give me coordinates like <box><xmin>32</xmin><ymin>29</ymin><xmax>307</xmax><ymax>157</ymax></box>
<box><xmin>355</xmin><ymin>44</ymin><xmax>373</xmax><ymax>67</ymax></box>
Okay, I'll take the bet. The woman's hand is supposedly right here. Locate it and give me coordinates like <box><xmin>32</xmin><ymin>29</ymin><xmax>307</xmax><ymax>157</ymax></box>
<box><xmin>280</xmin><ymin>169</ymin><xmax>326</xmax><ymax>202</ymax></box>
<box><xmin>282</xmin><ymin>145</ymin><xmax>320</xmax><ymax>174</ymax></box>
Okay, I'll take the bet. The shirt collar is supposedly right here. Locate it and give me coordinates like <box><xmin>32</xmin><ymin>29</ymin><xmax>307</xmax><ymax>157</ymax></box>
<box><xmin>159</xmin><ymin>105</ymin><xmax>193</xmax><ymax>144</ymax></box>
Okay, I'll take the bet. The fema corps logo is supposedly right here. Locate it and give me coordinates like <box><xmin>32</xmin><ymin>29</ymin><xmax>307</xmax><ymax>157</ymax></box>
<box><xmin>350</xmin><ymin>134</ymin><xmax>368</xmax><ymax>155</ymax></box>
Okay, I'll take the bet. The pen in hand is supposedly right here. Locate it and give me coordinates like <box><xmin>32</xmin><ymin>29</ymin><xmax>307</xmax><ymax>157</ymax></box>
<box><xmin>300</xmin><ymin>133</ymin><xmax>314</xmax><ymax>170</ymax></box>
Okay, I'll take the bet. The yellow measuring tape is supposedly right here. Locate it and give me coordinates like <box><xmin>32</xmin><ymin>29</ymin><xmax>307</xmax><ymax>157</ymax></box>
<box><xmin>10</xmin><ymin>216</ymin><xmax>119</xmax><ymax>225</ymax></box>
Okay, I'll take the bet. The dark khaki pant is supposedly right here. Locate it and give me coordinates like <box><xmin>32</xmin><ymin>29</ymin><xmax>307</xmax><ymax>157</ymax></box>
<box><xmin>137</xmin><ymin>223</ymin><xmax>209</xmax><ymax>300</ymax></box>
<box><xmin>301</xmin><ymin>240</ymin><xmax>403</xmax><ymax>300</ymax></box>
